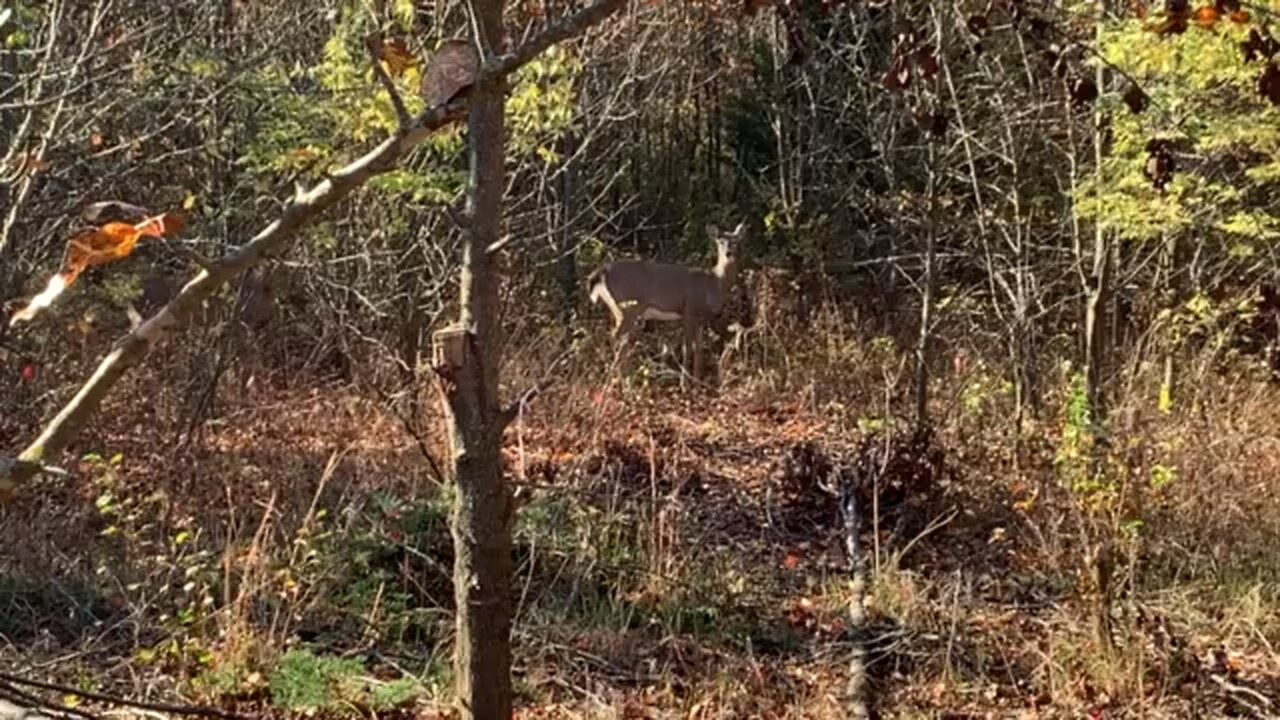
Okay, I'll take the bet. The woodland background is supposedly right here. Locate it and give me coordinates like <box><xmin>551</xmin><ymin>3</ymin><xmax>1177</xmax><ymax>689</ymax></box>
<box><xmin>2</xmin><ymin>0</ymin><xmax>1280</xmax><ymax>717</ymax></box>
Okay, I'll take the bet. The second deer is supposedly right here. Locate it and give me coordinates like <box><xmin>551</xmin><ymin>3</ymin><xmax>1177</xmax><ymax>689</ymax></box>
<box><xmin>588</xmin><ymin>222</ymin><xmax>744</xmax><ymax>386</ymax></box>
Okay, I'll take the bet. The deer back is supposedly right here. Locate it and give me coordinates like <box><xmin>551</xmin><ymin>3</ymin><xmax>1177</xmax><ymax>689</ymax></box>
<box><xmin>601</xmin><ymin>260</ymin><xmax>727</xmax><ymax>317</ymax></box>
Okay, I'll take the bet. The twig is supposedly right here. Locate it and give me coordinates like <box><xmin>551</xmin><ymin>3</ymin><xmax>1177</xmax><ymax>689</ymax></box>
<box><xmin>365</xmin><ymin>32</ymin><xmax>412</xmax><ymax>129</ymax></box>
<box><xmin>0</xmin><ymin>679</ymin><xmax>102</xmax><ymax>720</ymax></box>
<box><xmin>890</xmin><ymin>506</ymin><xmax>959</xmax><ymax>566</ymax></box>
<box><xmin>485</xmin><ymin>233</ymin><xmax>513</xmax><ymax>255</ymax></box>
<box><xmin>1208</xmin><ymin>674</ymin><xmax>1273</xmax><ymax>719</ymax></box>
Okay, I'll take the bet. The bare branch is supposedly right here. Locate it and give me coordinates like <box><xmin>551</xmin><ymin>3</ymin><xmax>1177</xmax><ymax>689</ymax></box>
<box><xmin>494</xmin><ymin>0</ymin><xmax>627</xmax><ymax>76</ymax></box>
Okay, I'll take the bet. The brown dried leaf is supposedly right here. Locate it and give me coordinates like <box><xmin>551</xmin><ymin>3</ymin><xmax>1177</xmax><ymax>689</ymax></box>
<box><xmin>913</xmin><ymin>107</ymin><xmax>948</xmax><ymax>140</ymax></box>
<box><xmin>1146</xmin><ymin>0</ymin><xmax>1190</xmax><ymax>34</ymax></box>
<box><xmin>1123</xmin><ymin>83</ymin><xmax>1149</xmax><ymax>114</ymax></box>
<box><xmin>1241</xmin><ymin>28</ymin><xmax>1280</xmax><ymax>63</ymax></box>
<box><xmin>914</xmin><ymin>44</ymin><xmax>939</xmax><ymax>79</ymax></box>
<box><xmin>1259</xmin><ymin>62</ymin><xmax>1280</xmax><ymax>106</ymax></box>
<box><xmin>420</xmin><ymin>39</ymin><xmax>480</xmax><ymax>107</ymax></box>
<box><xmin>1069</xmin><ymin>75</ymin><xmax>1098</xmax><ymax>106</ymax></box>
<box><xmin>927</xmin><ymin>112</ymin><xmax>948</xmax><ymax>140</ymax></box>
<box><xmin>966</xmin><ymin>14</ymin><xmax>989</xmax><ymax>35</ymax></box>
<box><xmin>1144</xmin><ymin>138</ymin><xmax>1176</xmax><ymax>192</ymax></box>
<box><xmin>1027</xmin><ymin>17</ymin><xmax>1052</xmax><ymax>41</ymax></box>
<box><xmin>881</xmin><ymin>54</ymin><xmax>911</xmax><ymax>91</ymax></box>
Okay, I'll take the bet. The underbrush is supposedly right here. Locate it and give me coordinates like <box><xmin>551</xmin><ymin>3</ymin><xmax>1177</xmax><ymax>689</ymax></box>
<box><xmin>0</xmin><ymin>305</ymin><xmax>1278</xmax><ymax>718</ymax></box>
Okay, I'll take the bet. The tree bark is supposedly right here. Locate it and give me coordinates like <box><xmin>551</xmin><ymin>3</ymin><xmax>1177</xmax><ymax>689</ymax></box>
<box><xmin>555</xmin><ymin>126</ymin><xmax>580</xmax><ymax>322</ymax></box>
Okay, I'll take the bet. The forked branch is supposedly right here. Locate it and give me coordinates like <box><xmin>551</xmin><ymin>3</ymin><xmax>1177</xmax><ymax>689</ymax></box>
<box><xmin>0</xmin><ymin>0</ymin><xmax>631</xmax><ymax>496</ymax></box>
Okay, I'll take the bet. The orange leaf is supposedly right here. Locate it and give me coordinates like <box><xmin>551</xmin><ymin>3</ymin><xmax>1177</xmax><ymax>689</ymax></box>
<box><xmin>1192</xmin><ymin>5</ymin><xmax>1218</xmax><ymax>27</ymax></box>
<box><xmin>783</xmin><ymin>552</ymin><xmax>800</xmax><ymax>569</ymax></box>
<box><xmin>374</xmin><ymin>35</ymin><xmax>419</xmax><ymax>77</ymax></box>
<box><xmin>95</xmin><ymin>223</ymin><xmax>144</xmax><ymax>257</ymax></box>
<box><xmin>1228</xmin><ymin>9</ymin><xmax>1248</xmax><ymax>23</ymax></box>
<box><xmin>135</xmin><ymin>211</ymin><xmax>186</xmax><ymax>238</ymax></box>
<box><xmin>89</xmin><ymin>133</ymin><xmax>104</xmax><ymax>147</ymax></box>
<box><xmin>63</xmin><ymin>211</ymin><xmax>181</xmax><ymax>276</ymax></box>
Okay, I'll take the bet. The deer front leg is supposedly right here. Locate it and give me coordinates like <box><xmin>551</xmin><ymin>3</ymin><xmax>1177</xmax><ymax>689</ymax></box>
<box><xmin>618</xmin><ymin>305</ymin><xmax>641</xmax><ymax>341</ymax></box>
<box><xmin>610</xmin><ymin>305</ymin><xmax>642</xmax><ymax>379</ymax></box>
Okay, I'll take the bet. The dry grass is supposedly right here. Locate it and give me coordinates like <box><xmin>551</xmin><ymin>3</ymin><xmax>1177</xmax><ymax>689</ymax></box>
<box><xmin>1</xmin><ymin>302</ymin><xmax>1279</xmax><ymax>719</ymax></box>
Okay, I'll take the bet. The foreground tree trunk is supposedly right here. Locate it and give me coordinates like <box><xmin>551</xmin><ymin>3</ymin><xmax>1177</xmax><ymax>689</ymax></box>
<box><xmin>435</xmin><ymin>1</ymin><xmax>513</xmax><ymax>716</ymax></box>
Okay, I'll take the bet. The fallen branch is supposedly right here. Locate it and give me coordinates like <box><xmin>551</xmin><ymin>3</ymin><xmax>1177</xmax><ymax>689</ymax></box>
<box><xmin>0</xmin><ymin>672</ymin><xmax>248</xmax><ymax>720</ymax></box>
<box><xmin>0</xmin><ymin>0</ymin><xmax>631</xmax><ymax>496</ymax></box>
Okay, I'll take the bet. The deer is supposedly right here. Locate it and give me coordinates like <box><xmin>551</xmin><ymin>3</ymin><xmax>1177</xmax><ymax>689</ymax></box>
<box><xmin>588</xmin><ymin>221</ymin><xmax>744</xmax><ymax>386</ymax></box>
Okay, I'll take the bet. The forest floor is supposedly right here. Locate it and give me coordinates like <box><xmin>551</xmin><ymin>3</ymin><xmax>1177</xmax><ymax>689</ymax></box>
<box><xmin>3</xmin><ymin>327</ymin><xmax>1280</xmax><ymax>719</ymax></box>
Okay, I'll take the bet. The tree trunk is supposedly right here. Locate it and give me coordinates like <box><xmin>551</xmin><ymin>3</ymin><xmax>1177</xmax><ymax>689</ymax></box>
<box><xmin>914</xmin><ymin>139</ymin><xmax>938</xmax><ymax>430</ymax></box>
<box><xmin>555</xmin><ymin>126</ymin><xmax>580</xmax><ymax>322</ymax></box>
<box><xmin>437</xmin><ymin>1</ymin><xmax>513</xmax><ymax>716</ymax></box>
<box><xmin>1084</xmin><ymin>3</ymin><xmax>1111</xmax><ymax>446</ymax></box>
<box><xmin>1158</xmin><ymin>231</ymin><xmax>1179</xmax><ymax>413</ymax></box>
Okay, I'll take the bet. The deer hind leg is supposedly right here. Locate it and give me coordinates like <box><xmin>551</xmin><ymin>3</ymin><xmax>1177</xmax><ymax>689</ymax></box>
<box><xmin>682</xmin><ymin>313</ymin><xmax>703</xmax><ymax>388</ymax></box>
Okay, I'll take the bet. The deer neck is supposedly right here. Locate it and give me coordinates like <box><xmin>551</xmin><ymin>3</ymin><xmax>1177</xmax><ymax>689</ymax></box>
<box><xmin>713</xmin><ymin>251</ymin><xmax>736</xmax><ymax>289</ymax></box>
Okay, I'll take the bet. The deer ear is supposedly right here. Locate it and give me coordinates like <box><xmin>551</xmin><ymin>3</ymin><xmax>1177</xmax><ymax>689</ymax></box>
<box><xmin>705</xmin><ymin>223</ymin><xmax>720</xmax><ymax>238</ymax></box>
<box><xmin>731</xmin><ymin>221</ymin><xmax>746</xmax><ymax>237</ymax></box>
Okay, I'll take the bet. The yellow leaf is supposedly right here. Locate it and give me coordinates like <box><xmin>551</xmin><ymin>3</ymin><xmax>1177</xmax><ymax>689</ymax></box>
<box><xmin>182</xmin><ymin>190</ymin><xmax>197</xmax><ymax>210</ymax></box>
<box><xmin>1012</xmin><ymin>491</ymin><xmax>1037</xmax><ymax>512</ymax></box>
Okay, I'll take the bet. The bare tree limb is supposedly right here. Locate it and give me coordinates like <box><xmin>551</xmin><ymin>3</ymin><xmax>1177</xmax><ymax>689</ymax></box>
<box><xmin>0</xmin><ymin>0</ymin><xmax>632</xmax><ymax>497</ymax></box>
